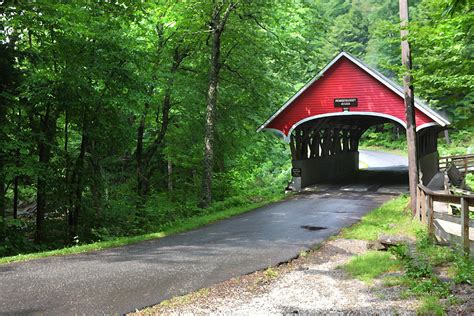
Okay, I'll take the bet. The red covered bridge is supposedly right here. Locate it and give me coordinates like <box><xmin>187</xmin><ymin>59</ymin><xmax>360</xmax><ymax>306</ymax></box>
<box><xmin>259</xmin><ymin>52</ymin><xmax>450</xmax><ymax>188</ymax></box>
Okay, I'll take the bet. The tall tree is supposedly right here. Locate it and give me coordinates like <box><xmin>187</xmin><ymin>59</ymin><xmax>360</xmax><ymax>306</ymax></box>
<box><xmin>201</xmin><ymin>1</ymin><xmax>237</xmax><ymax>207</ymax></box>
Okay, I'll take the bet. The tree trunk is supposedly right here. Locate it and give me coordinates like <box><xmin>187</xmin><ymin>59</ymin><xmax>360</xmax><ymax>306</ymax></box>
<box><xmin>139</xmin><ymin>47</ymin><xmax>188</xmax><ymax>196</ymax></box>
<box><xmin>13</xmin><ymin>108</ymin><xmax>21</xmax><ymax>219</ymax></box>
<box><xmin>36</xmin><ymin>142</ymin><xmax>49</xmax><ymax>242</ymax></box>
<box><xmin>89</xmin><ymin>141</ymin><xmax>104</xmax><ymax>218</ymax></box>
<box><xmin>13</xmin><ymin>161</ymin><xmax>19</xmax><ymax>219</ymax></box>
<box><xmin>68</xmin><ymin>109</ymin><xmax>88</xmax><ymax>242</ymax></box>
<box><xmin>167</xmin><ymin>159</ymin><xmax>173</xmax><ymax>191</ymax></box>
<box><xmin>201</xmin><ymin>39</ymin><xmax>219</xmax><ymax>207</ymax></box>
<box><xmin>0</xmin><ymin>181</ymin><xmax>5</xmax><ymax>221</ymax></box>
<box><xmin>200</xmin><ymin>2</ymin><xmax>236</xmax><ymax>208</ymax></box>
<box><xmin>136</xmin><ymin>102</ymin><xmax>149</xmax><ymax>198</ymax></box>
<box><xmin>0</xmin><ymin>110</ymin><xmax>5</xmax><ymax>220</ymax></box>
<box><xmin>64</xmin><ymin>107</ymin><xmax>71</xmax><ymax>239</ymax></box>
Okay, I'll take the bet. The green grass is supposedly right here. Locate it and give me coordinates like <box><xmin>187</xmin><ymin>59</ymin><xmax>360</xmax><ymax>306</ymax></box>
<box><xmin>336</xmin><ymin>195</ymin><xmax>472</xmax><ymax>314</ymax></box>
<box><xmin>465</xmin><ymin>174</ymin><xmax>474</xmax><ymax>191</ymax></box>
<box><xmin>0</xmin><ymin>194</ymin><xmax>284</xmax><ymax>265</ymax></box>
<box><xmin>340</xmin><ymin>195</ymin><xmax>423</xmax><ymax>241</ymax></box>
<box><xmin>340</xmin><ymin>251</ymin><xmax>401</xmax><ymax>283</ymax></box>
<box><xmin>417</xmin><ymin>296</ymin><xmax>445</xmax><ymax>316</ymax></box>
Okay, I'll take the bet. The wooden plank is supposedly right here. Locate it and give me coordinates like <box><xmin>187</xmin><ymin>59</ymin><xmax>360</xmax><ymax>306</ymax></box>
<box><xmin>434</xmin><ymin>221</ymin><xmax>462</xmax><ymax>245</ymax></box>
<box><xmin>418</xmin><ymin>184</ymin><xmax>474</xmax><ymax>202</ymax></box>
<box><xmin>434</xmin><ymin>212</ymin><xmax>461</xmax><ymax>224</ymax></box>
<box><xmin>461</xmin><ymin>197</ymin><xmax>470</xmax><ymax>254</ymax></box>
<box><xmin>433</xmin><ymin>195</ymin><xmax>470</xmax><ymax>204</ymax></box>
<box><xmin>433</xmin><ymin>212</ymin><xmax>474</xmax><ymax>228</ymax></box>
<box><xmin>439</xmin><ymin>153</ymin><xmax>474</xmax><ymax>160</ymax></box>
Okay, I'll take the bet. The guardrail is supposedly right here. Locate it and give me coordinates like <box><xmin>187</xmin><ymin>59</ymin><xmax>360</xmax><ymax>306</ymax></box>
<box><xmin>439</xmin><ymin>153</ymin><xmax>474</xmax><ymax>174</ymax></box>
<box><xmin>416</xmin><ymin>184</ymin><xmax>474</xmax><ymax>254</ymax></box>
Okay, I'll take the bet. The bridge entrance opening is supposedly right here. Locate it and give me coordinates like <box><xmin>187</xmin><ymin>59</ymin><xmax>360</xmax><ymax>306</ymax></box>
<box><xmin>258</xmin><ymin>52</ymin><xmax>449</xmax><ymax>190</ymax></box>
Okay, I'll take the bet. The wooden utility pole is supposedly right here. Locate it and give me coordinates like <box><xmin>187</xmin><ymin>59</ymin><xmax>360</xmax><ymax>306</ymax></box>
<box><xmin>399</xmin><ymin>0</ymin><xmax>419</xmax><ymax>214</ymax></box>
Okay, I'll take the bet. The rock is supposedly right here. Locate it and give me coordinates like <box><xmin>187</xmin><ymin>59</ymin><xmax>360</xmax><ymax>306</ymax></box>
<box><xmin>377</xmin><ymin>234</ymin><xmax>412</xmax><ymax>248</ymax></box>
<box><xmin>447</xmin><ymin>163</ymin><xmax>463</xmax><ymax>187</ymax></box>
<box><xmin>426</xmin><ymin>172</ymin><xmax>446</xmax><ymax>191</ymax></box>
<box><xmin>295</xmin><ymin>266</ymin><xmax>309</xmax><ymax>271</ymax></box>
<box><xmin>367</xmin><ymin>241</ymin><xmax>387</xmax><ymax>251</ymax></box>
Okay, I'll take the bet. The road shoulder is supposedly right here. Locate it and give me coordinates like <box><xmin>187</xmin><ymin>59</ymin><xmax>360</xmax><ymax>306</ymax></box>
<box><xmin>131</xmin><ymin>238</ymin><xmax>420</xmax><ymax>315</ymax></box>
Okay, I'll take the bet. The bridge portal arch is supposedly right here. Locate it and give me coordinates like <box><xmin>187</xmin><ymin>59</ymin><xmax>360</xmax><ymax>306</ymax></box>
<box><xmin>259</xmin><ymin>52</ymin><xmax>449</xmax><ymax>188</ymax></box>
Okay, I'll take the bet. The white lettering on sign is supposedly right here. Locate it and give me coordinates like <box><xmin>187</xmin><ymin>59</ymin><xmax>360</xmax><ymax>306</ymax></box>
<box><xmin>334</xmin><ymin>98</ymin><xmax>358</xmax><ymax>107</ymax></box>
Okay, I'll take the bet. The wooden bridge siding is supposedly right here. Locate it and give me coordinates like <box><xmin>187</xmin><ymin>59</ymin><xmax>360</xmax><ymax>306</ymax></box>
<box><xmin>416</xmin><ymin>127</ymin><xmax>442</xmax><ymax>184</ymax></box>
<box><xmin>267</xmin><ymin>57</ymin><xmax>434</xmax><ymax>136</ymax></box>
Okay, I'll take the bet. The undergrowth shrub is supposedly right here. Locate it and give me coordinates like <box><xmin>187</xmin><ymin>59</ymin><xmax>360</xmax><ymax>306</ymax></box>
<box><xmin>390</xmin><ymin>243</ymin><xmax>449</xmax><ymax>298</ymax></box>
<box><xmin>0</xmin><ymin>218</ymin><xmax>38</xmax><ymax>256</ymax></box>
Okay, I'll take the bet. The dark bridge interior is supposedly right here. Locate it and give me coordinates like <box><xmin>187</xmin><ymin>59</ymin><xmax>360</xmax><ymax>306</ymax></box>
<box><xmin>289</xmin><ymin>114</ymin><xmax>440</xmax><ymax>189</ymax></box>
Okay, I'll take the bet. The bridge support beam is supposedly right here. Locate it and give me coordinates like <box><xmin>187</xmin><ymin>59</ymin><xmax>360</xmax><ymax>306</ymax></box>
<box><xmin>290</xmin><ymin>124</ymin><xmax>364</xmax><ymax>187</ymax></box>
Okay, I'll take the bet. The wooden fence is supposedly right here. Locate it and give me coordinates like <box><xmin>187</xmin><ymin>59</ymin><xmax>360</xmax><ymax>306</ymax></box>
<box><xmin>416</xmin><ymin>184</ymin><xmax>474</xmax><ymax>254</ymax></box>
<box><xmin>439</xmin><ymin>153</ymin><xmax>474</xmax><ymax>174</ymax></box>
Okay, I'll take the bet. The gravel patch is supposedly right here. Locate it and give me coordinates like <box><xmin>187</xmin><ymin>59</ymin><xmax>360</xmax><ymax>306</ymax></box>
<box><xmin>132</xmin><ymin>239</ymin><xmax>420</xmax><ymax>315</ymax></box>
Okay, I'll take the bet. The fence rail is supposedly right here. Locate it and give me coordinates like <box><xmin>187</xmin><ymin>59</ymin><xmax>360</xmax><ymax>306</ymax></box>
<box><xmin>416</xmin><ymin>184</ymin><xmax>474</xmax><ymax>254</ymax></box>
<box><xmin>439</xmin><ymin>153</ymin><xmax>474</xmax><ymax>174</ymax></box>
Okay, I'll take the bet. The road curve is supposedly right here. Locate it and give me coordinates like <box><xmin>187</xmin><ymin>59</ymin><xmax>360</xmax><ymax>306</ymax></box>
<box><xmin>359</xmin><ymin>149</ymin><xmax>408</xmax><ymax>170</ymax></box>
<box><xmin>0</xmin><ymin>152</ymin><xmax>405</xmax><ymax>315</ymax></box>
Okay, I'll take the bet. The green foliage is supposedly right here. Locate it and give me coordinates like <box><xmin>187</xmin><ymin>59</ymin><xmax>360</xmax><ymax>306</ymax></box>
<box><xmin>438</xmin><ymin>126</ymin><xmax>474</xmax><ymax>156</ymax></box>
<box><xmin>414</xmin><ymin>230</ymin><xmax>473</xmax><ymax>285</ymax></box>
<box><xmin>452</xmin><ymin>254</ymin><xmax>474</xmax><ymax>285</ymax></box>
<box><xmin>417</xmin><ymin>296</ymin><xmax>445</xmax><ymax>316</ymax></box>
<box><xmin>359</xmin><ymin>125</ymin><xmax>407</xmax><ymax>151</ymax></box>
<box><xmin>411</xmin><ymin>0</ymin><xmax>473</xmax><ymax>126</ymax></box>
<box><xmin>264</xmin><ymin>267</ymin><xmax>279</xmax><ymax>279</ymax></box>
<box><xmin>390</xmin><ymin>244</ymin><xmax>450</xmax><ymax>299</ymax></box>
<box><xmin>465</xmin><ymin>174</ymin><xmax>474</xmax><ymax>191</ymax></box>
<box><xmin>415</xmin><ymin>230</ymin><xmax>456</xmax><ymax>266</ymax></box>
<box><xmin>340</xmin><ymin>251</ymin><xmax>400</xmax><ymax>283</ymax></box>
<box><xmin>0</xmin><ymin>0</ymin><xmax>472</xmax><ymax>258</ymax></box>
<box><xmin>388</xmin><ymin>229</ymin><xmax>473</xmax><ymax>305</ymax></box>
<box><xmin>0</xmin><ymin>218</ymin><xmax>37</xmax><ymax>257</ymax></box>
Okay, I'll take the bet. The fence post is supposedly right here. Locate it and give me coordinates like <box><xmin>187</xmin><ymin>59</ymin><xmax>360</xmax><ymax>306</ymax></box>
<box><xmin>421</xmin><ymin>192</ymin><xmax>429</xmax><ymax>224</ymax></box>
<box><xmin>460</xmin><ymin>197</ymin><xmax>470</xmax><ymax>255</ymax></box>
<box><xmin>427</xmin><ymin>195</ymin><xmax>434</xmax><ymax>240</ymax></box>
<box><xmin>421</xmin><ymin>190</ymin><xmax>427</xmax><ymax>224</ymax></box>
<box><xmin>415</xmin><ymin>186</ymin><xmax>421</xmax><ymax>220</ymax></box>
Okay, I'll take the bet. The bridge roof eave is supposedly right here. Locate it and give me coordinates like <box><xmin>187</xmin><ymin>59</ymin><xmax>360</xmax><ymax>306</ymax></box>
<box><xmin>257</xmin><ymin>52</ymin><xmax>450</xmax><ymax>135</ymax></box>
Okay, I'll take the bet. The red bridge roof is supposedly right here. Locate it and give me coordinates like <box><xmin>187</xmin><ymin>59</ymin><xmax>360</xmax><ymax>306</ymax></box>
<box><xmin>258</xmin><ymin>52</ymin><xmax>449</xmax><ymax>141</ymax></box>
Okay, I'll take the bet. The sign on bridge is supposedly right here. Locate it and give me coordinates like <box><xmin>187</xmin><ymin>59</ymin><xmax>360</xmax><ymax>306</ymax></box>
<box><xmin>334</xmin><ymin>98</ymin><xmax>358</xmax><ymax>107</ymax></box>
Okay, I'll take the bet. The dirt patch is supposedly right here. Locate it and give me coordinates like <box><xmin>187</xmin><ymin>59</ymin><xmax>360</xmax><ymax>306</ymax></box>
<box><xmin>446</xmin><ymin>283</ymin><xmax>474</xmax><ymax>315</ymax></box>
<box><xmin>131</xmin><ymin>239</ymin><xmax>420</xmax><ymax>315</ymax></box>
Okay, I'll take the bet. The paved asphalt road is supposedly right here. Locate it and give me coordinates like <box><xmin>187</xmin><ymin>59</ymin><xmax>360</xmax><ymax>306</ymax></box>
<box><xmin>359</xmin><ymin>149</ymin><xmax>408</xmax><ymax>170</ymax></box>
<box><xmin>0</xmin><ymin>151</ymin><xmax>407</xmax><ymax>315</ymax></box>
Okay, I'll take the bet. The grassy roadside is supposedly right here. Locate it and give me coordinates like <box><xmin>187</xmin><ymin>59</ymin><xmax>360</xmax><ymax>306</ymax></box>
<box><xmin>339</xmin><ymin>195</ymin><xmax>422</xmax><ymax>240</ymax></box>
<box><xmin>0</xmin><ymin>194</ymin><xmax>286</xmax><ymax>265</ymax></box>
<box><xmin>339</xmin><ymin>195</ymin><xmax>474</xmax><ymax>315</ymax></box>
